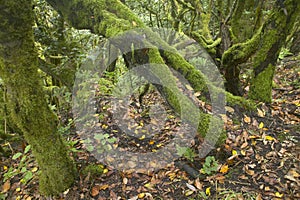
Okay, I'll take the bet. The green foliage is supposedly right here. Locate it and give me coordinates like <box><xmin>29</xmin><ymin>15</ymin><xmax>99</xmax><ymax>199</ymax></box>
<box><xmin>200</xmin><ymin>156</ymin><xmax>219</xmax><ymax>175</ymax></box>
<box><xmin>278</xmin><ymin>47</ymin><xmax>293</xmax><ymax>60</ymax></box>
<box><xmin>195</xmin><ymin>191</ymin><xmax>209</xmax><ymax>199</ymax></box>
<box><xmin>98</xmin><ymin>71</ymin><xmax>117</xmax><ymax>96</ymax></box>
<box><xmin>84</xmin><ymin>133</ymin><xmax>117</xmax><ymax>154</ymax></box>
<box><xmin>57</xmin><ymin>118</ymin><xmax>73</xmax><ymax>135</ymax></box>
<box><xmin>176</xmin><ymin>145</ymin><xmax>196</xmax><ymax>162</ymax></box>
<box><xmin>0</xmin><ymin>193</ymin><xmax>6</xmax><ymax>200</ymax></box>
<box><xmin>33</xmin><ymin>0</ymin><xmax>100</xmax><ymax>63</ymax></box>
<box><xmin>3</xmin><ymin>145</ymin><xmax>36</xmax><ymax>185</ymax></box>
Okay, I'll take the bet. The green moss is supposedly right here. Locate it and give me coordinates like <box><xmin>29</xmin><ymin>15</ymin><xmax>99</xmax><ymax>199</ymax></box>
<box><xmin>97</xmin><ymin>11</ymin><xmax>132</xmax><ymax>37</ymax></box>
<box><xmin>197</xmin><ymin>114</ymin><xmax>226</xmax><ymax>147</ymax></box>
<box><xmin>82</xmin><ymin>164</ymin><xmax>104</xmax><ymax>177</ymax></box>
<box><xmin>249</xmin><ymin>64</ymin><xmax>275</xmax><ymax>102</ymax></box>
<box><xmin>222</xmin><ymin>26</ymin><xmax>262</xmax><ymax>66</ymax></box>
<box><xmin>148</xmin><ymin>48</ymin><xmax>165</xmax><ymax>64</ymax></box>
<box><xmin>0</xmin><ymin>0</ymin><xmax>76</xmax><ymax>196</ymax></box>
<box><xmin>226</xmin><ymin>93</ymin><xmax>256</xmax><ymax>110</ymax></box>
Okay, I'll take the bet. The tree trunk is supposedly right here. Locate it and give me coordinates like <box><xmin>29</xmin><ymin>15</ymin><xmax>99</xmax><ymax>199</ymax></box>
<box><xmin>249</xmin><ymin>0</ymin><xmax>300</xmax><ymax>102</ymax></box>
<box><xmin>0</xmin><ymin>0</ymin><xmax>76</xmax><ymax>196</ymax></box>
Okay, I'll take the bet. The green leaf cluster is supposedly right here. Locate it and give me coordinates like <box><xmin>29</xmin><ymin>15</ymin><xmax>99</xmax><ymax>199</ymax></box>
<box><xmin>3</xmin><ymin>145</ymin><xmax>36</xmax><ymax>185</ymax></box>
<box><xmin>200</xmin><ymin>156</ymin><xmax>219</xmax><ymax>175</ymax></box>
<box><xmin>176</xmin><ymin>145</ymin><xmax>196</xmax><ymax>162</ymax></box>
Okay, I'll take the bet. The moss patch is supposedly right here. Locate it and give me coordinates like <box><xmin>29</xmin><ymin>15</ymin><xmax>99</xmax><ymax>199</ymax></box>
<box><xmin>249</xmin><ymin>64</ymin><xmax>275</xmax><ymax>103</ymax></box>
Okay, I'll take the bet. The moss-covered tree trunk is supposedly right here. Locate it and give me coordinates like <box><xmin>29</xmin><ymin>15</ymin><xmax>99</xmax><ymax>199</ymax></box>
<box><xmin>0</xmin><ymin>0</ymin><xmax>76</xmax><ymax>196</ymax></box>
<box><xmin>221</xmin><ymin>0</ymin><xmax>300</xmax><ymax>101</ymax></box>
<box><xmin>46</xmin><ymin>0</ymin><xmax>233</xmax><ymax>144</ymax></box>
<box><xmin>249</xmin><ymin>0</ymin><xmax>300</xmax><ymax>102</ymax></box>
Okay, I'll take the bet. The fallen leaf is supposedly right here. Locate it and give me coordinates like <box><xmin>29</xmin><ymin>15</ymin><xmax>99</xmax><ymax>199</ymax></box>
<box><xmin>194</xmin><ymin>91</ymin><xmax>201</xmax><ymax>97</ymax></box>
<box><xmin>144</xmin><ymin>183</ymin><xmax>154</xmax><ymax>190</ymax></box>
<box><xmin>186</xmin><ymin>183</ymin><xmax>197</xmax><ymax>191</ymax></box>
<box><xmin>241</xmin><ymin>150</ymin><xmax>246</xmax><ymax>156</ymax></box>
<box><xmin>259</xmin><ymin>122</ymin><xmax>264</xmax><ymax>129</ymax></box>
<box><xmin>225</xmin><ymin>106</ymin><xmax>235</xmax><ymax>113</ymax></box>
<box><xmin>185</xmin><ymin>190</ymin><xmax>194</xmax><ymax>196</ymax></box>
<box><xmin>167</xmin><ymin>172</ymin><xmax>176</xmax><ymax>181</ymax></box>
<box><xmin>287</xmin><ymin>168</ymin><xmax>299</xmax><ymax>177</ymax></box>
<box><xmin>31</xmin><ymin>167</ymin><xmax>38</xmax><ymax>172</ymax></box>
<box><xmin>241</xmin><ymin>142</ymin><xmax>248</xmax><ymax>149</ymax></box>
<box><xmin>232</xmin><ymin>150</ymin><xmax>238</xmax><ymax>156</ymax></box>
<box><xmin>205</xmin><ymin>187</ymin><xmax>211</xmax><ymax>196</ymax></box>
<box><xmin>245</xmin><ymin>169</ymin><xmax>255</xmax><ymax>176</ymax></box>
<box><xmin>257</xmin><ymin>108</ymin><xmax>265</xmax><ymax>117</ymax></box>
<box><xmin>132</xmin><ymin>21</ymin><xmax>137</xmax><ymax>27</ymax></box>
<box><xmin>99</xmin><ymin>184</ymin><xmax>109</xmax><ymax>190</ymax></box>
<box><xmin>238</xmin><ymin>175</ymin><xmax>248</xmax><ymax>180</ymax></box>
<box><xmin>186</xmin><ymin>84</ymin><xmax>193</xmax><ymax>91</ymax></box>
<box><xmin>220</xmin><ymin>164</ymin><xmax>229</xmax><ymax>174</ymax></box>
<box><xmin>215</xmin><ymin>175</ymin><xmax>226</xmax><ymax>183</ymax></box>
<box><xmin>123</xmin><ymin>177</ymin><xmax>128</xmax><ymax>185</ymax></box>
<box><xmin>264</xmin><ymin>186</ymin><xmax>270</xmax><ymax>191</ymax></box>
<box><xmin>91</xmin><ymin>186</ymin><xmax>100</xmax><ymax>197</ymax></box>
<box><xmin>138</xmin><ymin>193</ymin><xmax>145</xmax><ymax>198</ymax></box>
<box><xmin>275</xmin><ymin>192</ymin><xmax>283</xmax><ymax>197</ymax></box>
<box><xmin>244</xmin><ymin>115</ymin><xmax>251</xmax><ymax>124</ymax></box>
<box><xmin>2</xmin><ymin>180</ymin><xmax>10</xmax><ymax>193</ymax></box>
<box><xmin>284</xmin><ymin>174</ymin><xmax>298</xmax><ymax>182</ymax></box>
<box><xmin>256</xmin><ymin>193</ymin><xmax>263</xmax><ymax>200</ymax></box>
<box><xmin>149</xmin><ymin>140</ymin><xmax>155</xmax><ymax>145</ymax></box>
<box><xmin>265</xmin><ymin>135</ymin><xmax>275</xmax><ymax>141</ymax></box>
<box><xmin>194</xmin><ymin>178</ymin><xmax>203</xmax><ymax>190</ymax></box>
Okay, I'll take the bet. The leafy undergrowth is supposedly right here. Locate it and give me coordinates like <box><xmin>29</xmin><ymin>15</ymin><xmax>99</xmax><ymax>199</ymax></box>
<box><xmin>0</xmin><ymin>60</ymin><xmax>299</xmax><ymax>200</ymax></box>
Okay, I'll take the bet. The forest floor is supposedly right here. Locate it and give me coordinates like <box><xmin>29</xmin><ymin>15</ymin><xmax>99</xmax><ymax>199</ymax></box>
<box><xmin>1</xmin><ymin>57</ymin><xmax>299</xmax><ymax>200</ymax></box>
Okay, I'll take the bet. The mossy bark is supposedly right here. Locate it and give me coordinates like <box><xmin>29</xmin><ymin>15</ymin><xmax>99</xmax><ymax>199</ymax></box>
<box><xmin>45</xmin><ymin>0</ymin><xmax>260</xmax><ymax>150</ymax></box>
<box><xmin>249</xmin><ymin>0</ymin><xmax>300</xmax><ymax>102</ymax></box>
<box><xmin>222</xmin><ymin>27</ymin><xmax>262</xmax><ymax>95</ymax></box>
<box><xmin>46</xmin><ymin>0</ymin><xmax>255</xmax><ymax>109</ymax></box>
<box><xmin>0</xmin><ymin>0</ymin><xmax>76</xmax><ymax>196</ymax></box>
<box><xmin>45</xmin><ymin>0</ymin><xmax>230</xmax><ymax>143</ymax></box>
<box><xmin>222</xmin><ymin>0</ymin><xmax>300</xmax><ymax>101</ymax></box>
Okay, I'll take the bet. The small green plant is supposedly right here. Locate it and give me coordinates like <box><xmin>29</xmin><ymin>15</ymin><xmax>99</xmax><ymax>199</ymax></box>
<box><xmin>84</xmin><ymin>133</ymin><xmax>117</xmax><ymax>154</ymax></box>
<box><xmin>176</xmin><ymin>145</ymin><xmax>196</xmax><ymax>162</ymax></box>
<box><xmin>278</xmin><ymin>47</ymin><xmax>293</xmax><ymax>60</ymax></box>
<box><xmin>58</xmin><ymin>118</ymin><xmax>73</xmax><ymax>135</ymax></box>
<box><xmin>82</xmin><ymin>163</ymin><xmax>105</xmax><ymax>177</ymax></box>
<box><xmin>98</xmin><ymin>76</ymin><xmax>114</xmax><ymax>95</ymax></box>
<box><xmin>3</xmin><ymin>145</ymin><xmax>36</xmax><ymax>185</ymax></box>
<box><xmin>200</xmin><ymin>156</ymin><xmax>219</xmax><ymax>175</ymax></box>
<box><xmin>65</xmin><ymin>139</ymin><xmax>82</xmax><ymax>153</ymax></box>
<box><xmin>196</xmin><ymin>191</ymin><xmax>209</xmax><ymax>199</ymax></box>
